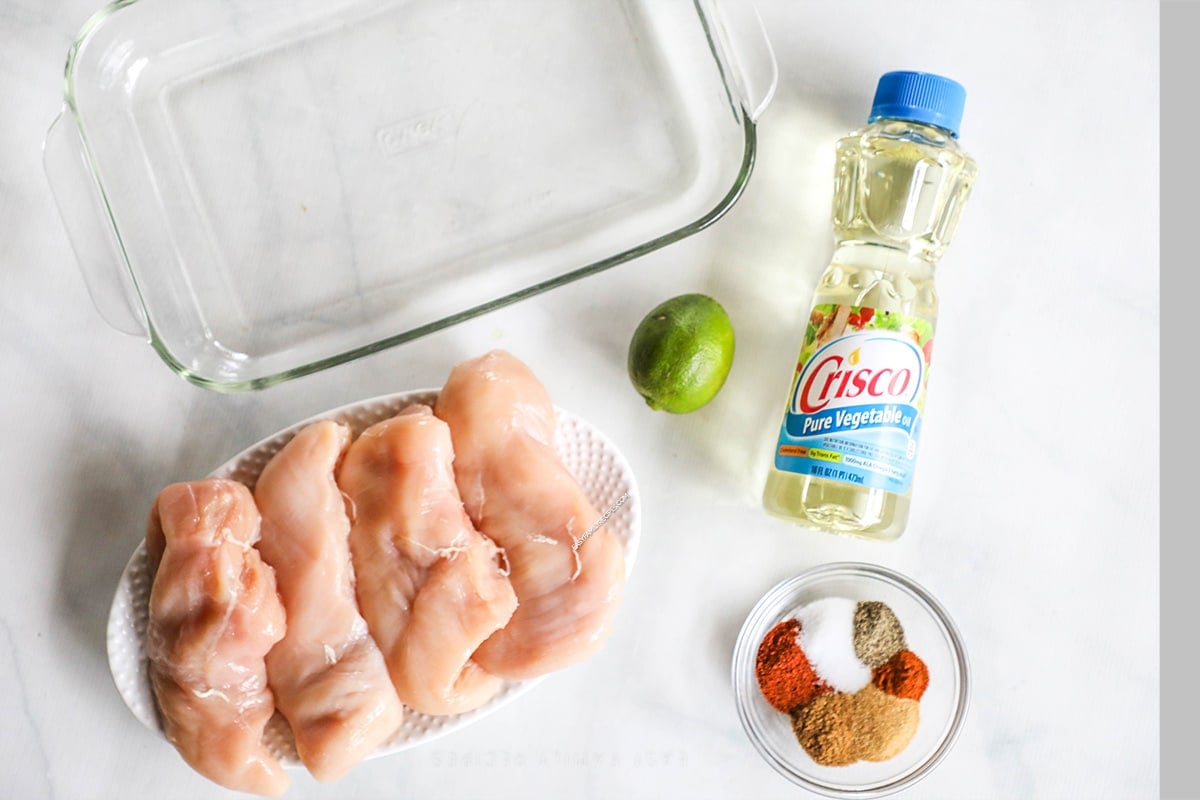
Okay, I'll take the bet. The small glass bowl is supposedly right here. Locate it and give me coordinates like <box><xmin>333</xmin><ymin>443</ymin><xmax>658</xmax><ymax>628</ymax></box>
<box><xmin>732</xmin><ymin>562</ymin><xmax>969</xmax><ymax>798</ymax></box>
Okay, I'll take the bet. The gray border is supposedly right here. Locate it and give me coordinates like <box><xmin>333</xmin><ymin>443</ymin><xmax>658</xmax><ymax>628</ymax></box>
<box><xmin>1161</xmin><ymin>3</ymin><xmax>1193</xmax><ymax>798</ymax></box>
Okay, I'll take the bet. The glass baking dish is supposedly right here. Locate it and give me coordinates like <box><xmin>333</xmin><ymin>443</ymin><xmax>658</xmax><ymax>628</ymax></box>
<box><xmin>44</xmin><ymin>0</ymin><xmax>776</xmax><ymax>391</ymax></box>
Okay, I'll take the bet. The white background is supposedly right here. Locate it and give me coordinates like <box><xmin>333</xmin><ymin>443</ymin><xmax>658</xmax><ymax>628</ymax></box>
<box><xmin>0</xmin><ymin>0</ymin><xmax>1159</xmax><ymax>798</ymax></box>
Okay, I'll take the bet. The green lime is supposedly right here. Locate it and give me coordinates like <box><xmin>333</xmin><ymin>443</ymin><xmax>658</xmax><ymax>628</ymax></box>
<box><xmin>627</xmin><ymin>293</ymin><xmax>735</xmax><ymax>413</ymax></box>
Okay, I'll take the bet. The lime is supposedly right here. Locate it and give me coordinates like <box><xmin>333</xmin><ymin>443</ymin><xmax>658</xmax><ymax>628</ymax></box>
<box><xmin>627</xmin><ymin>293</ymin><xmax>735</xmax><ymax>413</ymax></box>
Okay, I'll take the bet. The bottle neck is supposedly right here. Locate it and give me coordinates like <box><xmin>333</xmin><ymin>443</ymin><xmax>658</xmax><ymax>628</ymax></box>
<box><xmin>869</xmin><ymin>117</ymin><xmax>958</xmax><ymax>141</ymax></box>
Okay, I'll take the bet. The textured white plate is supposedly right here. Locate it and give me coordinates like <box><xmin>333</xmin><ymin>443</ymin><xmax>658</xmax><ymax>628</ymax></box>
<box><xmin>106</xmin><ymin>389</ymin><xmax>641</xmax><ymax>765</ymax></box>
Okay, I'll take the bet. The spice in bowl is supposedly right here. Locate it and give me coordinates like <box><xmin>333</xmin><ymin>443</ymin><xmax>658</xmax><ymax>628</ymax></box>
<box><xmin>755</xmin><ymin>598</ymin><xmax>929</xmax><ymax>767</ymax></box>
<box><xmin>755</xmin><ymin>618</ymin><xmax>832</xmax><ymax>713</ymax></box>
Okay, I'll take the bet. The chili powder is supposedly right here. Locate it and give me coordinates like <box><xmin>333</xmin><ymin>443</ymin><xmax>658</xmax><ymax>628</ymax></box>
<box><xmin>872</xmin><ymin>648</ymin><xmax>929</xmax><ymax>701</ymax></box>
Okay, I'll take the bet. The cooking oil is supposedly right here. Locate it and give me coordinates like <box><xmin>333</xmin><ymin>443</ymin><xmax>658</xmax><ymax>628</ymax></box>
<box><xmin>763</xmin><ymin>71</ymin><xmax>977</xmax><ymax>540</ymax></box>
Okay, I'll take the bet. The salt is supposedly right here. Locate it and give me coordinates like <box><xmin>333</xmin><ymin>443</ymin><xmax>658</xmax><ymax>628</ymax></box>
<box><xmin>794</xmin><ymin>597</ymin><xmax>871</xmax><ymax>693</ymax></box>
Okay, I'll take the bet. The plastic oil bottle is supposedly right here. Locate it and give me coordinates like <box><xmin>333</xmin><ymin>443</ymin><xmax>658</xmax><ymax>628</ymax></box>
<box><xmin>762</xmin><ymin>71</ymin><xmax>978</xmax><ymax>540</ymax></box>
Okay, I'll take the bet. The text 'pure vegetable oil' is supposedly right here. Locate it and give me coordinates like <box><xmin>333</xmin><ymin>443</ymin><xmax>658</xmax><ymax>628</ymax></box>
<box><xmin>763</xmin><ymin>71</ymin><xmax>978</xmax><ymax>540</ymax></box>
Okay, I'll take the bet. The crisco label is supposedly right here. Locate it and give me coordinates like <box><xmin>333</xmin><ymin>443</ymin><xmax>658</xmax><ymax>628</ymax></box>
<box><xmin>774</xmin><ymin>304</ymin><xmax>935</xmax><ymax>493</ymax></box>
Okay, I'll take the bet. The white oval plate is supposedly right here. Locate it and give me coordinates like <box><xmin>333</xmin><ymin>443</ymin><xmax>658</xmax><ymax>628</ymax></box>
<box><xmin>106</xmin><ymin>389</ymin><xmax>641</xmax><ymax>765</ymax></box>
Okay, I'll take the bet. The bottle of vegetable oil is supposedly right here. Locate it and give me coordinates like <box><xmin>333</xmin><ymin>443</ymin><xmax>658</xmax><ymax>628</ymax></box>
<box><xmin>763</xmin><ymin>71</ymin><xmax>978</xmax><ymax>540</ymax></box>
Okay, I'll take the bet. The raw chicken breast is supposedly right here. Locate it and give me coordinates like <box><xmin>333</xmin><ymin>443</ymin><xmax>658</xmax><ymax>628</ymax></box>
<box><xmin>434</xmin><ymin>350</ymin><xmax>626</xmax><ymax>680</ymax></box>
<box><xmin>339</xmin><ymin>405</ymin><xmax>518</xmax><ymax>715</ymax></box>
<box><xmin>254</xmin><ymin>421</ymin><xmax>404</xmax><ymax>782</ymax></box>
<box><xmin>145</xmin><ymin>479</ymin><xmax>288</xmax><ymax>797</ymax></box>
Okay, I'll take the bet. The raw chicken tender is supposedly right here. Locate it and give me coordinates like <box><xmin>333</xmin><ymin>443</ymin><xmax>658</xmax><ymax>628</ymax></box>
<box><xmin>434</xmin><ymin>350</ymin><xmax>626</xmax><ymax>680</ymax></box>
<box><xmin>254</xmin><ymin>421</ymin><xmax>404</xmax><ymax>781</ymax></box>
<box><xmin>339</xmin><ymin>405</ymin><xmax>518</xmax><ymax>715</ymax></box>
<box><xmin>145</xmin><ymin>479</ymin><xmax>288</xmax><ymax>797</ymax></box>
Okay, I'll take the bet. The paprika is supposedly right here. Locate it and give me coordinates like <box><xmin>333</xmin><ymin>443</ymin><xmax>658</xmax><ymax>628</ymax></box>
<box><xmin>755</xmin><ymin>618</ymin><xmax>832</xmax><ymax>713</ymax></box>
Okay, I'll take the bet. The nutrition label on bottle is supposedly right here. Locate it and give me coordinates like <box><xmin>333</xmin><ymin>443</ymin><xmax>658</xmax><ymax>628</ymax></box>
<box><xmin>773</xmin><ymin>304</ymin><xmax>934</xmax><ymax>493</ymax></box>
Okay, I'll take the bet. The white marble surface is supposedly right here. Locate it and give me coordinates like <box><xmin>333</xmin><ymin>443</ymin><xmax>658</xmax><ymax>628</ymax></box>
<box><xmin>0</xmin><ymin>0</ymin><xmax>1159</xmax><ymax>798</ymax></box>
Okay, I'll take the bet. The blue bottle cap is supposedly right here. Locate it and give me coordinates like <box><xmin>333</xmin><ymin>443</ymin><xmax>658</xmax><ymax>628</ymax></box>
<box><xmin>868</xmin><ymin>71</ymin><xmax>967</xmax><ymax>137</ymax></box>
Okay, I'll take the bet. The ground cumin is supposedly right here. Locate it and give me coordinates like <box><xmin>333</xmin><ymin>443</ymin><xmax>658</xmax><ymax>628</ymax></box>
<box><xmin>853</xmin><ymin>684</ymin><xmax>920</xmax><ymax>762</ymax></box>
<box><xmin>755</xmin><ymin>618</ymin><xmax>832</xmax><ymax>713</ymax></box>
<box><xmin>872</xmin><ymin>649</ymin><xmax>929</xmax><ymax>701</ymax></box>
<box><xmin>791</xmin><ymin>692</ymin><xmax>859</xmax><ymax>766</ymax></box>
<box><xmin>791</xmin><ymin>684</ymin><xmax>920</xmax><ymax>766</ymax></box>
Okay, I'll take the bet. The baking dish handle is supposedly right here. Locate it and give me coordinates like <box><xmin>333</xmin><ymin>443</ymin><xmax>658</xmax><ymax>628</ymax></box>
<box><xmin>43</xmin><ymin>109</ymin><xmax>147</xmax><ymax>338</ymax></box>
<box><xmin>707</xmin><ymin>0</ymin><xmax>778</xmax><ymax>122</ymax></box>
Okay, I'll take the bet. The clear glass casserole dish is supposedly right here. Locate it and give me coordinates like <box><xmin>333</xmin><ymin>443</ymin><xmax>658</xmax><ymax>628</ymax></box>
<box><xmin>44</xmin><ymin>0</ymin><xmax>777</xmax><ymax>391</ymax></box>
